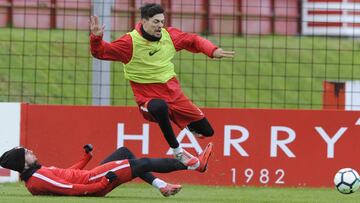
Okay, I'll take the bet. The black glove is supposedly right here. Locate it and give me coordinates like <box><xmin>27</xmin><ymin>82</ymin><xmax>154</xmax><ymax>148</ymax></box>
<box><xmin>105</xmin><ymin>171</ymin><xmax>117</xmax><ymax>183</ymax></box>
<box><xmin>83</xmin><ymin>144</ymin><xmax>93</xmax><ymax>154</ymax></box>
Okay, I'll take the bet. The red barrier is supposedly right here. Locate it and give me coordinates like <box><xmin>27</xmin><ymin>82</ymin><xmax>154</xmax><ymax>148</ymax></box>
<box><xmin>0</xmin><ymin>0</ymin><xmax>8</xmax><ymax>27</ymax></box>
<box><xmin>323</xmin><ymin>81</ymin><xmax>345</xmax><ymax>110</ymax></box>
<box><xmin>0</xmin><ymin>168</ymin><xmax>11</xmax><ymax>176</ymax></box>
<box><xmin>20</xmin><ymin>104</ymin><xmax>360</xmax><ymax>187</ymax></box>
<box><xmin>12</xmin><ymin>0</ymin><xmax>52</xmax><ymax>28</ymax></box>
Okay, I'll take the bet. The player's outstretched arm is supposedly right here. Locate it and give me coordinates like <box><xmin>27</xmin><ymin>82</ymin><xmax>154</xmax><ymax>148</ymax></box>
<box><xmin>68</xmin><ymin>144</ymin><xmax>93</xmax><ymax>170</ymax></box>
<box><xmin>213</xmin><ymin>48</ymin><xmax>235</xmax><ymax>58</ymax></box>
<box><xmin>89</xmin><ymin>16</ymin><xmax>132</xmax><ymax>63</ymax></box>
<box><xmin>89</xmin><ymin>16</ymin><xmax>105</xmax><ymax>36</ymax></box>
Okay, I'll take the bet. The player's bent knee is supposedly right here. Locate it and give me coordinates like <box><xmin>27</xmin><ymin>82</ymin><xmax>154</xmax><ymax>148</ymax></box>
<box><xmin>117</xmin><ymin>147</ymin><xmax>131</xmax><ymax>154</ymax></box>
<box><xmin>148</xmin><ymin>99</ymin><xmax>168</xmax><ymax>114</ymax></box>
<box><xmin>118</xmin><ymin>146</ymin><xmax>129</xmax><ymax>151</ymax></box>
<box><xmin>117</xmin><ymin>147</ymin><xmax>136</xmax><ymax>159</ymax></box>
<box><xmin>203</xmin><ymin>128</ymin><xmax>214</xmax><ymax>137</ymax></box>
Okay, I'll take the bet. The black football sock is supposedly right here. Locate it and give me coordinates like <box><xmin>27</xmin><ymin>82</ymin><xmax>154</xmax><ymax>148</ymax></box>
<box><xmin>129</xmin><ymin>158</ymin><xmax>187</xmax><ymax>177</ymax></box>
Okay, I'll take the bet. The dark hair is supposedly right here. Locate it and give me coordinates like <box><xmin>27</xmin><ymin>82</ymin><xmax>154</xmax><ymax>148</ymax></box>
<box><xmin>140</xmin><ymin>3</ymin><xmax>164</xmax><ymax>19</ymax></box>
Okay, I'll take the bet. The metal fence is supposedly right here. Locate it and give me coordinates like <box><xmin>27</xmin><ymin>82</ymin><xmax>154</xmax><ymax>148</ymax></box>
<box><xmin>0</xmin><ymin>0</ymin><xmax>359</xmax><ymax>109</ymax></box>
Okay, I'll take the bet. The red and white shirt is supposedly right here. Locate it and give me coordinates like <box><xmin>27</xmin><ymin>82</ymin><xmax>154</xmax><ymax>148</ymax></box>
<box><xmin>25</xmin><ymin>153</ymin><xmax>132</xmax><ymax>196</ymax></box>
<box><xmin>90</xmin><ymin>23</ymin><xmax>218</xmax><ymax>106</ymax></box>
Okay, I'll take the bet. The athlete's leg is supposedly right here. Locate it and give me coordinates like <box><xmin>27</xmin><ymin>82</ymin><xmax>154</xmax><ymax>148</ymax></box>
<box><xmin>89</xmin><ymin>160</ymin><xmax>132</xmax><ymax>196</ymax></box>
<box><xmin>147</xmin><ymin>99</ymin><xmax>200</xmax><ymax>167</ymax></box>
<box><xmin>165</xmin><ymin>92</ymin><xmax>213</xmax><ymax>138</ymax></box>
<box><xmin>100</xmin><ymin>147</ymin><xmax>189</xmax><ymax>197</ymax></box>
<box><xmin>128</xmin><ymin>157</ymin><xmax>188</xmax><ymax>197</ymax></box>
<box><xmin>147</xmin><ymin>99</ymin><xmax>179</xmax><ymax>148</ymax></box>
<box><xmin>187</xmin><ymin>117</ymin><xmax>214</xmax><ymax>137</ymax></box>
<box><xmin>129</xmin><ymin>158</ymin><xmax>187</xmax><ymax>175</ymax></box>
<box><xmin>100</xmin><ymin>147</ymin><xmax>136</xmax><ymax>164</ymax></box>
<box><xmin>100</xmin><ymin>147</ymin><xmax>156</xmax><ymax>185</ymax></box>
<box><xmin>129</xmin><ymin>142</ymin><xmax>213</xmax><ymax>175</ymax></box>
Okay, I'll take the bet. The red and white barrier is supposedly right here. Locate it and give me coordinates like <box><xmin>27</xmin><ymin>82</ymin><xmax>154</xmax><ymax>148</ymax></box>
<box><xmin>302</xmin><ymin>0</ymin><xmax>360</xmax><ymax>36</ymax></box>
<box><xmin>1</xmin><ymin>103</ymin><xmax>360</xmax><ymax>187</ymax></box>
<box><xmin>0</xmin><ymin>103</ymin><xmax>21</xmax><ymax>182</ymax></box>
<box><xmin>323</xmin><ymin>81</ymin><xmax>360</xmax><ymax>110</ymax></box>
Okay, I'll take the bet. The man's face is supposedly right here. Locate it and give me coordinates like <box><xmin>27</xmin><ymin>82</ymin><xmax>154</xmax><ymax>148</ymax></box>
<box><xmin>142</xmin><ymin>13</ymin><xmax>165</xmax><ymax>38</ymax></box>
<box><xmin>24</xmin><ymin>148</ymin><xmax>38</xmax><ymax>166</ymax></box>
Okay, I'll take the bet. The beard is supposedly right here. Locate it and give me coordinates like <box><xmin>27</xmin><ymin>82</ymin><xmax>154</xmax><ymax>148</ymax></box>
<box><xmin>27</xmin><ymin>160</ymin><xmax>40</xmax><ymax>169</ymax></box>
<box><xmin>20</xmin><ymin>160</ymin><xmax>41</xmax><ymax>181</ymax></box>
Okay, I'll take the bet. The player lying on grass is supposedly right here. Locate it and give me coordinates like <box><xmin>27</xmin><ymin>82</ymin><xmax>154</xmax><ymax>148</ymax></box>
<box><xmin>0</xmin><ymin>143</ymin><xmax>212</xmax><ymax>197</ymax></box>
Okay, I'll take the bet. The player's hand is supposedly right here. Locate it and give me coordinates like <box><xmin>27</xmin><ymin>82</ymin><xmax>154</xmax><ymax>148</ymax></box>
<box><xmin>105</xmin><ymin>171</ymin><xmax>117</xmax><ymax>183</ymax></box>
<box><xmin>89</xmin><ymin>16</ymin><xmax>105</xmax><ymax>36</ymax></box>
<box><xmin>83</xmin><ymin>144</ymin><xmax>93</xmax><ymax>154</ymax></box>
<box><xmin>213</xmin><ymin>48</ymin><xmax>235</xmax><ymax>58</ymax></box>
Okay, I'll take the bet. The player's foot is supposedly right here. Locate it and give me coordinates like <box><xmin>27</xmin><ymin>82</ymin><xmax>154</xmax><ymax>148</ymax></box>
<box><xmin>186</xmin><ymin>126</ymin><xmax>205</xmax><ymax>139</ymax></box>
<box><xmin>174</xmin><ymin>149</ymin><xmax>200</xmax><ymax>170</ymax></box>
<box><xmin>159</xmin><ymin>183</ymin><xmax>182</xmax><ymax>197</ymax></box>
<box><xmin>196</xmin><ymin>142</ymin><xmax>213</xmax><ymax>172</ymax></box>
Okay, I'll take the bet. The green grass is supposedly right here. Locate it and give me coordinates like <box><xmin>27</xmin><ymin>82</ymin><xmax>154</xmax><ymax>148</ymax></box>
<box><xmin>0</xmin><ymin>28</ymin><xmax>92</xmax><ymax>104</ymax></box>
<box><xmin>0</xmin><ymin>182</ymin><xmax>360</xmax><ymax>203</ymax></box>
<box><xmin>1</xmin><ymin>28</ymin><xmax>360</xmax><ymax>108</ymax></box>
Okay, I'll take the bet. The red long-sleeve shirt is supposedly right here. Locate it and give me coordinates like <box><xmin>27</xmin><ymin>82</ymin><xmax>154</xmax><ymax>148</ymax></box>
<box><xmin>90</xmin><ymin>23</ymin><xmax>218</xmax><ymax>106</ymax></box>
<box><xmin>90</xmin><ymin>23</ymin><xmax>218</xmax><ymax>64</ymax></box>
<box><xmin>24</xmin><ymin>153</ymin><xmax>132</xmax><ymax>196</ymax></box>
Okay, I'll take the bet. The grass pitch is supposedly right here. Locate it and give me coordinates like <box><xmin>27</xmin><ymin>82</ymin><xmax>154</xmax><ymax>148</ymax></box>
<box><xmin>0</xmin><ymin>182</ymin><xmax>359</xmax><ymax>203</ymax></box>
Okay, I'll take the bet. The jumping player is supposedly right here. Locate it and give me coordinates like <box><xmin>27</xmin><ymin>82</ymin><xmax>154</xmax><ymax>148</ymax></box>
<box><xmin>89</xmin><ymin>3</ymin><xmax>234</xmax><ymax>167</ymax></box>
<box><xmin>0</xmin><ymin>143</ymin><xmax>212</xmax><ymax>197</ymax></box>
